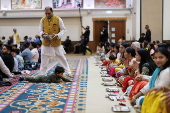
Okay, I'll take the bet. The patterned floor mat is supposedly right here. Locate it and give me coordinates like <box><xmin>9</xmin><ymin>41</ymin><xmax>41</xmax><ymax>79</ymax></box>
<box><xmin>0</xmin><ymin>59</ymin><xmax>88</xmax><ymax>113</ymax></box>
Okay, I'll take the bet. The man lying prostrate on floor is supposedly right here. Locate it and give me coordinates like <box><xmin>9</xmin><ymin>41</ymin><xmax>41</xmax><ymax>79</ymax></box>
<box><xmin>19</xmin><ymin>66</ymin><xmax>73</xmax><ymax>83</ymax></box>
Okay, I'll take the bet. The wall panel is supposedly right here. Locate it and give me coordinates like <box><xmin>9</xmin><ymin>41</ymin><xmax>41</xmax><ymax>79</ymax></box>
<box><xmin>141</xmin><ymin>0</ymin><xmax>162</xmax><ymax>42</ymax></box>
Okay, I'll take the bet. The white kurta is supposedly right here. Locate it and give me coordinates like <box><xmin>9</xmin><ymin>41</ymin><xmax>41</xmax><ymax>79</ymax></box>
<box><xmin>39</xmin><ymin>16</ymin><xmax>71</xmax><ymax>75</ymax></box>
<box><xmin>31</xmin><ymin>48</ymin><xmax>39</xmax><ymax>62</ymax></box>
<box><xmin>140</xmin><ymin>67</ymin><xmax>170</xmax><ymax>94</ymax></box>
<box><xmin>13</xmin><ymin>57</ymin><xmax>18</xmax><ymax>72</ymax></box>
<box><xmin>13</xmin><ymin>35</ymin><xmax>17</xmax><ymax>45</ymax></box>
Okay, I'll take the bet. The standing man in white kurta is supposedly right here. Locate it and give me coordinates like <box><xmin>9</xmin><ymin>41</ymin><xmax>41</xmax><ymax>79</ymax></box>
<box><xmin>12</xmin><ymin>28</ymin><xmax>20</xmax><ymax>49</ymax></box>
<box><xmin>39</xmin><ymin>6</ymin><xmax>72</xmax><ymax>76</ymax></box>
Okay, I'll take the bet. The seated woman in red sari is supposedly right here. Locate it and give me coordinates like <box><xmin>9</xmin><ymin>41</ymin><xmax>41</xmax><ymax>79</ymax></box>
<box><xmin>128</xmin><ymin>48</ymin><xmax>156</xmax><ymax>99</ymax></box>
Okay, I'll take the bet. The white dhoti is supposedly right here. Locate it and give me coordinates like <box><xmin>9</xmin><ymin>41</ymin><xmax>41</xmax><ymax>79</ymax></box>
<box><xmin>13</xmin><ymin>36</ymin><xmax>20</xmax><ymax>49</ymax></box>
<box><xmin>40</xmin><ymin>45</ymin><xmax>71</xmax><ymax>75</ymax></box>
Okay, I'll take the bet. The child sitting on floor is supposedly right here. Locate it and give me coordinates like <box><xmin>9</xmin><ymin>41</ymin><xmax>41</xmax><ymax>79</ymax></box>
<box><xmin>19</xmin><ymin>66</ymin><xmax>73</xmax><ymax>83</ymax></box>
<box><xmin>107</xmin><ymin>55</ymin><xmax>119</xmax><ymax>72</ymax></box>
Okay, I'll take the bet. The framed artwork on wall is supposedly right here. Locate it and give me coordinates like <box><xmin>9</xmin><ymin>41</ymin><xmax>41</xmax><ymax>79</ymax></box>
<box><xmin>53</xmin><ymin>0</ymin><xmax>83</xmax><ymax>9</ymax></box>
<box><xmin>11</xmin><ymin>0</ymin><xmax>42</xmax><ymax>9</ymax></box>
<box><xmin>95</xmin><ymin>0</ymin><xmax>126</xmax><ymax>9</ymax></box>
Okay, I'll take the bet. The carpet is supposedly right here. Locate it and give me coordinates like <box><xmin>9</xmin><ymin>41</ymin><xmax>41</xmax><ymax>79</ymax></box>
<box><xmin>0</xmin><ymin>59</ymin><xmax>88</xmax><ymax>113</ymax></box>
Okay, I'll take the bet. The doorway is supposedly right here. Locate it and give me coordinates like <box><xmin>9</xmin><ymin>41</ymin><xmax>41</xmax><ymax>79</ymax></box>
<box><xmin>93</xmin><ymin>18</ymin><xmax>126</xmax><ymax>51</ymax></box>
<box><xmin>109</xmin><ymin>21</ymin><xmax>126</xmax><ymax>44</ymax></box>
<box><xmin>93</xmin><ymin>21</ymin><xmax>108</xmax><ymax>51</ymax></box>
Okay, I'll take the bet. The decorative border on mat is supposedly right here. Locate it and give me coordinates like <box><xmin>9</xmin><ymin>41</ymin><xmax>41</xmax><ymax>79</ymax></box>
<box><xmin>74</xmin><ymin>59</ymin><xmax>88</xmax><ymax>113</ymax></box>
<box><xmin>63</xmin><ymin>59</ymin><xmax>83</xmax><ymax>113</ymax></box>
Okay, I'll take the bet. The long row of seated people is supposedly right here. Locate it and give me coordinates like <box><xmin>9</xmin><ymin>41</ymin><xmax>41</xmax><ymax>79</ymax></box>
<box><xmin>96</xmin><ymin>40</ymin><xmax>170</xmax><ymax>112</ymax></box>
<box><xmin>0</xmin><ymin>42</ymin><xmax>41</xmax><ymax>81</ymax></box>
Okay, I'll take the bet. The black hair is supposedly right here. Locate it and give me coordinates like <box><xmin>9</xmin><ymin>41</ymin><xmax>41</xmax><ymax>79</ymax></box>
<box><xmin>146</xmin><ymin>25</ymin><xmax>149</xmax><ymax>28</ymax></box>
<box><xmin>125</xmin><ymin>47</ymin><xmax>136</xmax><ymax>57</ymax></box>
<box><xmin>22</xmin><ymin>42</ymin><xmax>30</xmax><ymax>48</ymax></box>
<box><xmin>45</xmin><ymin>6</ymin><xmax>53</xmax><ymax>12</ymax></box>
<box><xmin>24</xmin><ymin>36</ymin><xmax>28</xmax><ymax>39</ymax></box>
<box><xmin>153</xmin><ymin>47</ymin><xmax>170</xmax><ymax>70</ymax></box>
<box><xmin>11</xmin><ymin>49</ymin><xmax>20</xmax><ymax>54</ymax></box>
<box><xmin>158</xmin><ymin>43</ymin><xmax>167</xmax><ymax>49</ymax></box>
<box><xmin>103</xmin><ymin>26</ymin><xmax>106</xmax><ymax>28</ymax></box>
<box><xmin>143</xmin><ymin>41</ymin><xmax>148</xmax><ymax>48</ymax></box>
<box><xmin>121</xmin><ymin>42</ymin><xmax>131</xmax><ymax>48</ymax></box>
<box><xmin>109</xmin><ymin>43</ymin><xmax>115</xmax><ymax>48</ymax></box>
<box><xmin>162</xmin><ymin>41</ymin><xmax>166</xmax><ymax>43</ymax></box>
<box><xmin>37</xmin><ymin>43</ymin><xmax>42</xmax><ymax>47</ymax></box>
<box><xmin>148</xmin><ymin>42</ymin><xmax>155</xmax><ymax>51</ymax></box>
<box><xmin>2</xmin><ymin>36</ymin><xmax>5</xmax><ymax>39</ymax></box>
<box><xmin>54</xmin><ymin>66</ymin><xmax>65</xmax><ymax>74</ymax></box>
<box><xmin>121</xmin><ymin>36</ymin><xmax>125</xmax><ymax>40</ymax></box>
<box><xmin>166</xmin><ymin>42</ymin><xmax>170</xmax><ymax>50</ymax></box>
<box><xmin>105</xmin><ymin>42</ymin><xmax>110</xmax><ymax>46</ymax></box>
<box><xmin>0</xmin><ymin>43</ymin><xmax>3</xmax><ymax>48</ymax></box>
<box><xmin>30</xmin><ymin>42</ymin><xmax>37</xmax><ymax>48</ymax></box>
<box><xmin>156</xmin><ymin>40</ymin><xmax>160</xmax><ymax>44</ymax></box>
<box><xmin>86</xmin><ymin>26</ymin><xmax>90</xmax><ymax>29</ymax></box>
<box><xmin>36</xmin><ymin>35</ymin><xmax>41</xmax><ymax>39</ymax></box>
<box><xmin>3</xmin><ymin>44</ymin><xmax>12</xmax><ymax>52</ymax></box>
<box><xmin>99</xmin><ymin>42</ymin><xmax>105</xmax><ymax>48</ymax></box>
<box><xmin>120</xmin><ymin>43</ymin><xmax>131</xmax><ymax>59</ymax></box>
<box><xmin>109</xmin><ymin>55</ymin><xmax>116</xmax><ymax>60</ymax></box>
<box><xmin>12</xmin><ymin>44</ymin><xmax>17</xmax><ymax>48</ymax></box>
<box><xmin>15</xmin><ymin>49</ymin><xmax>20</xmax><ymax>55</ymax></box>
<box><xmin>137</xmin><ymin>48</ymin><xmax>156</xmax><ymax>73</ymax></box>
<box><xmin>104</xmin><ymin>42</ymin><xmax>110</xmax><ymax>53</ymax></box>
<box><xmin>114</xmin><ymin>44</ymin><xmax>120</xmax><ymax>52</ymax></box>
<box><xmin>141</xmin><ymin>33</ymin><xmax>145</xmax><ymax>36</ymax></box>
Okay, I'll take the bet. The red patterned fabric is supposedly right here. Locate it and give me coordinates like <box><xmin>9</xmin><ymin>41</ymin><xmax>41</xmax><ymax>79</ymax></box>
<box><xmin>102</xmin><ymin>60</ymin><xmax>109</xmax><ymax>66</ymax></box>
<box><xmin>122</xmin><ymin>76</ymin><xmax>134</xmax><ymax>92</ymax></box>
<box><xmin>129</xmin><ymin>80</ymin><xmax>148</xmax><ymax>99</ymax></box>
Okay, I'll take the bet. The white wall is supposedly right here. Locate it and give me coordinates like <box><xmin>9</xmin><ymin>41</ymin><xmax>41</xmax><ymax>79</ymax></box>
<box><xmin>1</xmin><ymin>0</ymin><xmax>11</xmax><ymax>10</ymax></box>
<box><xmin>0</xmin><ymin>0</ymin><xmax>132</xmax><ymax>42</ymax></box>
<box><xmin>0</xmin><ymin>18</ymin><xmax>81</xmax><ymax>42</ymax></box>
<box><xmin>62</xmin><ymin>18</ymin><xmax>81</xmax><ymax>41</ymax></box>
<box><xmin>141</xmin><ymin>0</ymin><xmax>162</xmax><ymax>42</ymax></box>
<box><xmin>163</xmin><ymin>0</ymin><xmax>170</xmax><ymax>40</ymax></box>
<box><xmin>132</xmin><ymin>0</ymin><xmax>140</xmax><ymax>41</ymax></box>
<box><xmin>83</xmin><ymin>0</ymin><xmax>94</xmax><ymax>9</ymax></box>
